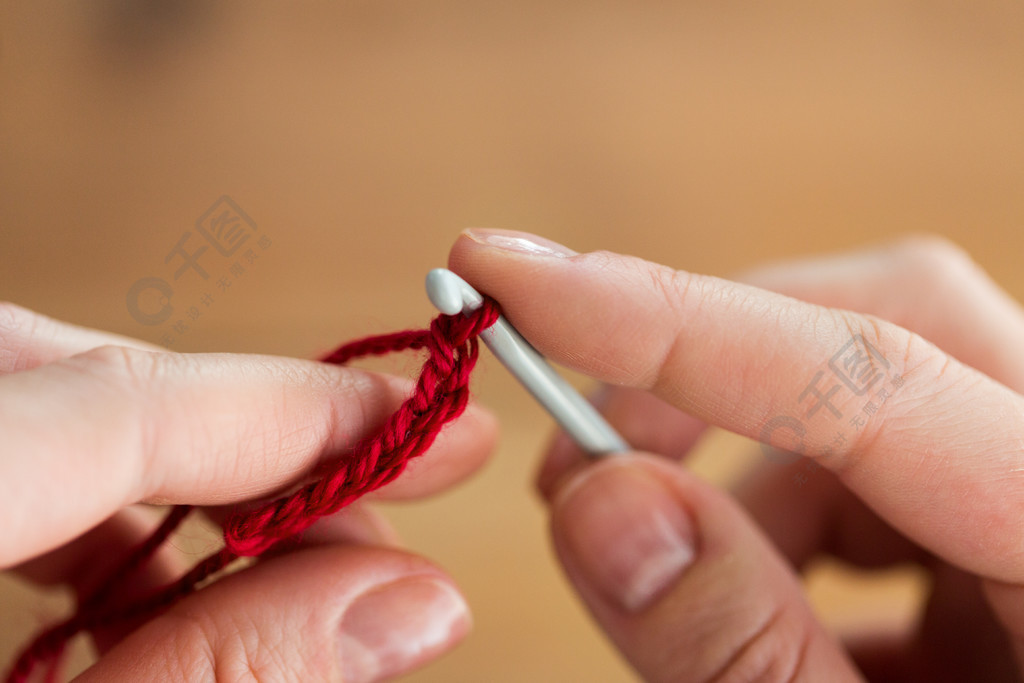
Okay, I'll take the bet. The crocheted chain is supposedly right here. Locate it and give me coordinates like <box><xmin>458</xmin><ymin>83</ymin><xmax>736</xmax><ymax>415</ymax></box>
<box><xmin>6</xmin><ymin>300</ymin><xmax>500</xmax><ymax>683</ymax></box>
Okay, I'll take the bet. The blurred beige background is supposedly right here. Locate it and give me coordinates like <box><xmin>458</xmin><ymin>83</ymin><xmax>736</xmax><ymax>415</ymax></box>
<box><xmin>2</xmin><ymin>1</ymin><xmax>1023</xmax><ymax>680</ymax></box>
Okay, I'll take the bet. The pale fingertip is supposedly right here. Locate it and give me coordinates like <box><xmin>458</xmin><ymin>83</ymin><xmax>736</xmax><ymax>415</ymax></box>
<box><xmin>461</xmin><ymin>228</ymin><xmax>578</xmax><ymax>258</ymax></box>
<box><xmin>547</xmin><ymin>455</ymin><xmax>864</xmax><ymax>681</ymax></box>
<box><xmin>75</xmin><ymin>547</ymin><xmax>469</xmax><ymax>682</ymax></box>
<box><xmin>339</xmin><ymin>576</ymin><xmax>471</xmax><ymax>683</ymax></box>
<box><xmin>551</xmin><ymin>456</ymin><xmax>697</xmax><ymax>613</ymax></box>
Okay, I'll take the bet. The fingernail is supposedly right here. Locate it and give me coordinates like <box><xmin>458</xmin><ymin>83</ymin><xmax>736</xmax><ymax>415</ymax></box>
<box><xmin>339</xmin><ymin>577</ymin><xmax>471</xmax><ymax>683</ymax></box>
<box><xmin>464</xmin><ymin>228</ymin><xmax>577</xmax><ymax>258</ymax></box>
<box><xmin>553</xmin><ymin>459</ymin><xmax>696</xmax><ymax>612</ymax></box>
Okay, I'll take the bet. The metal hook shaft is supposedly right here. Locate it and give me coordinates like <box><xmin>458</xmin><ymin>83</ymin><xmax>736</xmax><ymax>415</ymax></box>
<box><xmin>426</xmin><ymin>268</ymin><xmax>628</xmax><ymax>457</ymax></box>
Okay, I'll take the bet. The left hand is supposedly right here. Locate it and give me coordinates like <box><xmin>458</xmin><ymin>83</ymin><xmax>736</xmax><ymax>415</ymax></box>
<box><xmin>1</xmin><ymin>304</ymin><xmax>496</xmax><ymax>681</ymax></box>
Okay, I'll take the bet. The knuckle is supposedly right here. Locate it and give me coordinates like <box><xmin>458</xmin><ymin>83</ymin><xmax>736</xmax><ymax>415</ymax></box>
<box><xmin>648</xmin><ymin>264</ymin><xmax>694</xmax><ymax>319</ymax></box>
<box><xmin>212</xmin><ymin>617</ymin><xmax>293</xmax><ymax>683</ymax></box>
<box><xmin>150</xmin><ymin>611</ymin><xmax>220</xmax><ymax>680</ymax></box>
<box><xmin>895</xmin><ymin>234</ymin><xmax>977</xmax><ymax>285</ymax></box>
<box><xmin>73</xmin><ymin>344</ymin><xmax>163</xmax><ymax>390</ymax></box>
<box><xmin>830</xmin><ymin>309</ymin><xmax>888</xmax><ymax>362</ymax></box>
<box><xmin>583</xmin><ymin>248</ymin><xmax>621</xmax><ymax>274</ymax></box>
<box><xmin>0</xmin><ymin>302</ymin><xmax>39</xmax><ymax>371</ymax></box>
<box><xmin>586</xmin><ymin>249</ymin><xmax>695</xmax><ymax>316</ymax></box>
<box><xmin>160</xmin><ymin>609</ymin><xmax>321</xmax><ymax>683</ymax></box>
<box><xmin>705</xmin><ymin>604</ymin><xmax>814</xmax><ymax>683</ymax></box>
<box><xmin>68</xmin><ymin>345</ymin><xmax>166</xmax><ymax>487</ymax></box>
<box><xmin>824</xmin><ymin>306</ymin><xmax>961</xmax><ymax>470</ymax></box>
<box><xmin>0</xmin><ymin>301</ymin><xmax>35</xmax><ymax>333</ymax></box>
<box><xmin>642</xmin><ymin>264</ymin><xmax>696</xmax><ymax>391</ymax></box>
<box><xmin>824</xmin><ymin>310</ymin><xmax>899</xmax><ymax>452</ymax></box>
<box><xmin>274</xmin><ymin>359</ymin><xmax>379</xmax><ymax>456</ymax></box>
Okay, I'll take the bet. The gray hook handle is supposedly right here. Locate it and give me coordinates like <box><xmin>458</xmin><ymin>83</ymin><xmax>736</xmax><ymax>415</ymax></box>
<box><xmin>426</xmin><ymin>268</ymin><xmax>628</xmax><ymax>457</ymax></box>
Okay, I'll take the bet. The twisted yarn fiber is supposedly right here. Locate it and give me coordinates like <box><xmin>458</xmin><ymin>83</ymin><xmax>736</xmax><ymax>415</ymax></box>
<box><xmin>6</xmin><ymin>299</ymin><xmax>500</xmax><ymax>683</ymax></box>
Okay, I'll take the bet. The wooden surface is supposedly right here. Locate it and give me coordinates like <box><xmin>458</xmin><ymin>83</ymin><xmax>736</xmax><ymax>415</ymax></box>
<box><xmin>2</xmin><ymin>1</ymin><xmax>1023</xmax><ymax>680</ymax></box>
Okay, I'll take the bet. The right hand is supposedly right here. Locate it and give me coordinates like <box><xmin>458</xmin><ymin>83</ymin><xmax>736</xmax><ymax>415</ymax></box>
<box><xmin>451</xmin><ymin>229</ymin><xmax>1024</xmax><ymax>682</ymax></box>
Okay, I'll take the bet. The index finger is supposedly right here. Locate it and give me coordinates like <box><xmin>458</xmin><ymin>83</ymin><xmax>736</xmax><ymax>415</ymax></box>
<box><xmin>450</xmin><ymin>229</ymin><xmax>1024</xmax><ymax>583</ymax></box>
<box><xmin>0</xmin><ymin>301</ymin><xmax>161</xmax><ymax>374</ymax></box>
<box><xmin>0</xmin><ymin>346</ymin><xmax>495</xmax><ymax>567</ymax></box>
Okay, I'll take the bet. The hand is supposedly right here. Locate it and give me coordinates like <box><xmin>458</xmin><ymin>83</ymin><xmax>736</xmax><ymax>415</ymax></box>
<box><xmin>0</xmin><ymin>305</ymin><xmax>496</xmax><ymax>681</ymax></box>
<box><xmin>450</xmin><ymin>229</ymin><xmax>1024</xmax><ymax>682</ymax></box>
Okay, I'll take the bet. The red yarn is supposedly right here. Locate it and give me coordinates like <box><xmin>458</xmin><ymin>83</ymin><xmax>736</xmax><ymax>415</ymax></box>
<box><xmin>6</xmin><ymin>300</ymin><xmax>500</xmax><ymax>682</ymax></box>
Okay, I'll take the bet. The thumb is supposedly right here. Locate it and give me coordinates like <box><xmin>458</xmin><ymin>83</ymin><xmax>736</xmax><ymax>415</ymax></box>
<box><xmin>75</xmin><ymin>546</ymin><xmax>471</xmax><ymax>682</ymax></box>
<box><xmin>548</xmin><ymin>454</ymin><xmax>862</xmax><ymax>682</ymax></box>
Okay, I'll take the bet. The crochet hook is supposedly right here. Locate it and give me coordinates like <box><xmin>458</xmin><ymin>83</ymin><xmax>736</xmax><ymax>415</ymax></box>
<box><xmin>425</xmin><ymin>268</ymin><xmax>628</xmax><ymax>457</ymax></box>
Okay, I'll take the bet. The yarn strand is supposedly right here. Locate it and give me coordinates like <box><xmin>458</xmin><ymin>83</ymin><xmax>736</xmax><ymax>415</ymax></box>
<box><xmin>6</xmin><ymin>300</ymin><xmax>499</xmax><ymax>683</ymax></box>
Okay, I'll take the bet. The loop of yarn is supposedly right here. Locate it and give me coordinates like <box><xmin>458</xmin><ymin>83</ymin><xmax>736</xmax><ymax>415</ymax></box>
<box><xmin>6</xmin><ymin>299</ymin><xmax>500</xmax><ymax>683</ymax></box>
<box><xmin>224</xmin><ymin>305</ymin><xmax>496</xmax><ymax>556</ymax></box>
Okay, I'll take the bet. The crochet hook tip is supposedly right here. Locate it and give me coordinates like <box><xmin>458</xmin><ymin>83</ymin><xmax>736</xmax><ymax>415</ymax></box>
<box><xmin>425</xmin><ymin>268</ymin><xmax>629</xmax><ymax>457</ymax></box>
<box><xmin>425</xmin><ymin>268</ymin><xmax>484</xmax><ymax>316</ymax></box>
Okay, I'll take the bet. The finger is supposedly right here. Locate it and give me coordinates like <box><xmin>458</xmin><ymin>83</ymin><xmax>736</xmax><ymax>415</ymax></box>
<box><xmin>536</xmin><ymin>387</ymin><xmax>706</xmax><ymax>499</ymax></box>
<box><xmin>733</xmin><ymin>458</ymin><xmax>926</xmax><ymax>570</ymax></box>
<box><xmin>11</xmin><ymin>506</ymin><xmax>192</xmax><ymax>656</ymax></box>
<box><xmin>545</xmin><ymin>237</ymin><xmax>1024</xmax><ymax>556</ymax></box>
<box><xmin>548</xmin><ymin>453</ymin><xmax>862</xmax><ymax>682</ymax></box>
<box><xmin>0</xmin><ymin>347</ymin><xmax>495</xmax><ymax>566</ymax></box>
<box><xmin>76</xmin><ymin>546</ymin><xmax>471</xmax><ymax>683</ymax></box>
<box><xmin>549</xmin><ymin>448</ymin><xmax>998</xmax><ymax>677</ymax></box>
<box><xmin>738</xmin><ymin>236</ymin><xmax>1024</xmax><ymax>392</ymax></box>
<box><xmin>0</xmin><ymin>302</ymin><xmax>159</xmax><ymax>374</ymax></box>
<box><xmin>904</xmin><ymin>566</ymin><xmax>1019</xmax><ymax>682</ymax></box>
<box><xmin>983</xmin><ymin>580</ymin><xmax>1024</xmax><ymax>676</ymax></box>
<box><xmin>17</xmin><ymin>504</ymin><xmax>399</xmax><ymax>587</ymax></box>
<box><xmin>0</xmin><ymin>302</ymin><xmax>496</xmax><ymax>502</ymax></box>
<box><xmin>726</xmin><ymin>237</ymin><xmax>1024</xmax><ymax>571</ymax></box>
<box><xmin>16</xmin><ymin>503</ymin><xmax>402</xmax><ymax>656</ymax></box>
<box><xmin>95</xmin><ymin>503</ymin><xmax>401</xmax><ymax>655</ymax></box>
<box><xmin>14</xmin><ymin>506</ymin><xmax>187</xmax><ymax>592</ymax></box>
<box><xmin>587</xmin><ymin>387</ymin><xmax>706</xmax><ymax>460</ymax></box>
<box><xmin>449</xmin><ymin>229</ymin><xmax>1024</xmax><ymax>586</ymax></box>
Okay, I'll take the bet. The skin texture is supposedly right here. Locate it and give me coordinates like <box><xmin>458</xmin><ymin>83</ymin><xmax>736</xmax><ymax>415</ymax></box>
<box><xmin>0</xmin><ymin>305</ymin><xmax>497</xmax><ymax>681</ymax></box>
<box><xmin>450</xmin><ymin>229</ymin><xmax>1024</xmax><ymax>682</ymax></box>
<box><xmin>6</xmin><ymin>231</ymin><xmax>1024</xmax><ymax>681</ymax></box>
